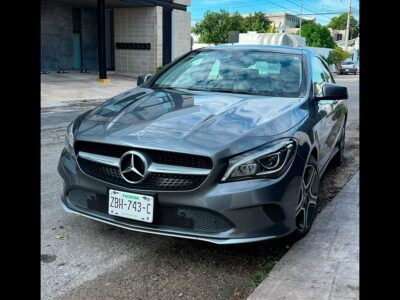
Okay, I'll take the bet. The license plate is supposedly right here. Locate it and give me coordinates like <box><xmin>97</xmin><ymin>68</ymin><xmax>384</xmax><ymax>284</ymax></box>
<box><xmin>345</xmin><ymin>69</ymin><xmax>349</xmax><ymax>71</ymax></box>
<box><xmin>108</xmin><ymin>189</ymin><xmax>154</xmax><ymax>223</ymax></box>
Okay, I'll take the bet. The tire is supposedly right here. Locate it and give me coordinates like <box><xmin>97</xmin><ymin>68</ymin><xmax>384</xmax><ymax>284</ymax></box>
<box><xmin>331</xmin><ymin>125</ymin><xmax>345</xmax><ymax>167</ymax></box>
<box><xmin>286</xmin><ymin>156</ymin><xmax>320</xmax><ymax>242</ymax></box>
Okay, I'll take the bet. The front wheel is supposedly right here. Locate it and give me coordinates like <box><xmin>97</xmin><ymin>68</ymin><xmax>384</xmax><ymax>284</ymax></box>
<box><xmin>287</xmin><ymin>156</ymin><xmax>320</xmax><ymax>241</ymax></box>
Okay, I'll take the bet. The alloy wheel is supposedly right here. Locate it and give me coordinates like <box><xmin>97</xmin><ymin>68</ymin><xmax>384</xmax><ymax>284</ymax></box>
<box><xmin>295</xmin><ymin>164</ymin><xmax>319</xmax><ymax>232</ymax></box>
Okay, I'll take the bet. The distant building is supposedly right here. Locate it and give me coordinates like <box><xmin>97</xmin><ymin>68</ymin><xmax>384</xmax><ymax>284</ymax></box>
<box><xmin>264</xmin><ymin>12</ymin><xmax>315</xmax><ymax>33</ymax></box>
<box><xmin>337</xmin><ymin>36</ymin><xmax>359</xmax><ymax>62</ymax></box>
<box><xmin>329</xmin><ymin>28</ymin><xmax>347</xmax><ymax>41</ymax></box>
<box><xmin>285</xmin><ymin>28</ymin><xmax>300</xmax><ymax>35</ymax></box>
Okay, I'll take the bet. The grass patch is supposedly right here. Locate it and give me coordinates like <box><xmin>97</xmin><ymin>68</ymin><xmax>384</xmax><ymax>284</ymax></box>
<box><xmin>251</xmin><ymin>260</ymin><xmax>278</xmax><ymax>286</ymax></box>
<box><xmin>250</xmin><ymin>244</ymin><xmax>290</xmax><ymax>286</ymax></box>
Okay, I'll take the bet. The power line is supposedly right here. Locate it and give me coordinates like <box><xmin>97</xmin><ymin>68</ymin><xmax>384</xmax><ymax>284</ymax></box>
<box><xmin>297</xmin><ymin>11</ymin><xmax>354</xmax><ymax>15</ymax></box>
<box><xmin>191</xmin><ymin>0</ymin><xmax>359</xmax><ymax>25</ymax></box>
<box><xmin>283</xmin><ymin>0</ymin><xmax>333</xmax><ymax>22</ymax></box>
<box><xmin>300</xmin><ymin>0</ymin><xmax>343</xmax><ymax>13</ymax></box>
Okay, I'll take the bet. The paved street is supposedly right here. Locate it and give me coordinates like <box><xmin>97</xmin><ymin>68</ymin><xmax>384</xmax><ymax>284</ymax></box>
<box><xmin>41</xmin><ymin>75</ymin><xmax>359</xmax><ymax>299</ymax></box>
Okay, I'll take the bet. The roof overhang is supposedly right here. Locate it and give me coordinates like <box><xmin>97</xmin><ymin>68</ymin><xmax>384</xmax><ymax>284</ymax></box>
<box><xmin>48</xmin><ymin>0</ymin><xmax>187</xmax><ymax>10</ymax></box>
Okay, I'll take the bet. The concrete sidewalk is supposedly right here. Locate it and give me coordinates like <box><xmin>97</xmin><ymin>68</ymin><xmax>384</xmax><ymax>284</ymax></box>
<box><xmin>41</xmin><ymin>71</ymin><xmax>137</xmax><ymax>108</ymax></box>
<box><xmin>248</xmin><ymin>172</ymin><xmax>359</xmax><ymax>300</ymax></box>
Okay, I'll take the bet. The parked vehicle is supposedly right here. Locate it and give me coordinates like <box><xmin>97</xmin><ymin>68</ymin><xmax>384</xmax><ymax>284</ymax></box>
<box><xmin>339</xmin><ymin>61</ymin><xmax>357</xmax><ymax>75</ymax></box>
<box><xmin>58</xmin><ymin>45</ymin><xmax>348</xmax><ymax>244</ymax></box>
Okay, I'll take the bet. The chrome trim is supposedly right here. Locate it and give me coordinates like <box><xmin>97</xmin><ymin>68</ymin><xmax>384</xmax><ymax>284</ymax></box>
<box><xmin>61</xmin><ymin>202</ymin><xmax>277</xmax><ymax>245</ymax></box>
<box><xmin>78</xmin><ymin>151</ymin><xmax>119</xmax><ymax>167</ymax></box>
<box><xmin>148</xmin><ymin>162</ymin><xmax>211</xmax><ymax>175</ymax></box>
<box><xmin>119</xmin><ymin>150</ymin><xmax>149</xmax><ymax>184</ymax></box>
<box><xmin>78</xmin><ymin>151</ymin><xmax>211</xmax><ymax>176</ymax></box>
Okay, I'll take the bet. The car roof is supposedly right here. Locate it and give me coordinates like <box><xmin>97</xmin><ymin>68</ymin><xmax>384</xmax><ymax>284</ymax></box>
<box><xmin>199</xmin><ymin>44</ymin><xmax>313</xmax><ymax>55</ymax></box>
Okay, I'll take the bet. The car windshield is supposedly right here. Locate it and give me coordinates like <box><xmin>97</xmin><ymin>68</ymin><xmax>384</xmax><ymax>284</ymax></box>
<box><xmin>152</xmin><ymin>49</ymin><xmax>303</xmax><ymax>97</ymax></box>
<box><xmin>342</xmin><ymin>61</ymin><xmax>354</xmax><ymax>65</ymax></box>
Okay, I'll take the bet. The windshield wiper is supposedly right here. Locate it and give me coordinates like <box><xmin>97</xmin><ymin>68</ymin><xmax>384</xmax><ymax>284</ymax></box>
<box><xmin>156</xmin><ymin>86</ymin><xmax>261</xmax><ymax>96</ymax></box>
<box><xmin>205</xmin><ymin>88</ymin><xmax>260</xmax><ymax>96</ymax></box>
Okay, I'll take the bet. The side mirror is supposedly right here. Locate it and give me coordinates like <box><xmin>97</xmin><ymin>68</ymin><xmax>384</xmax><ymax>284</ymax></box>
<box><xmin>137</xmin><ymin>74</ymin><xmax>153</xmax><ymax>86</ymax></box>
<box><xmin>316</xmin><ymin>83</ymin><xmax>348</xmax><ymax>100</ymax></box>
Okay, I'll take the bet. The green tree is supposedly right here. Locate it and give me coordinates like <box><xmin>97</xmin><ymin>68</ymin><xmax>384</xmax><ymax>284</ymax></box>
<box><xmin>300</xmin><ymin>19</ymin><xmax>315</xmax><ymax>27</ymax></box>
<box><xmin>267</xmin><ymin>23</ymin><xmax>277</xmax><ymax>33</ymax></box>
<box><xmin>192</xmin><ymin>9</ymin><xmax>244</xmax><ymax>44</ymax></box>
<box><xmin>241</xmin><ymin>12</ymin><xmax>271</xmax><ymax>33</ymax></box>
<box><xmin>300</xmin><ymin>21</ymin><xmax>336</xmax><ymax>48</ymax></box>
<box><xmin>324</xmin><ymin>46</ymin><xmax>352</xmax><ymax>69</ymax></box>
<box><xmin>328</xmin><ymin>13</ymin><xmax>359</xmax><ymax>39</ymax></box>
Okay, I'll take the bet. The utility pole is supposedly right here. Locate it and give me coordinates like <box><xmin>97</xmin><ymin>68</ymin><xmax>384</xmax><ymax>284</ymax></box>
<box><xmin>299</xmin><ymin>0</ymin><xmax>303</xmax><ymax>36</ymax></box>
<box><xmin>344</xmin><ymin>0</ymin><xmax>352</xmax><ymax>51</ymax></box>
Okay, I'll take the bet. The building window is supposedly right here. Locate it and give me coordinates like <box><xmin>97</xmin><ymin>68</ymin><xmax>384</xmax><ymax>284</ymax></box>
<box><xmin>337</xmin><ymin>33</ymin><xmax>343</xmax><ymax>41</ymax></box>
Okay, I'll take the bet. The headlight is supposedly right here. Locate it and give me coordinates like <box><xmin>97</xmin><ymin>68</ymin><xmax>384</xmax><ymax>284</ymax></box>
<box><xmin>64</xmin><ymin>122</ymin><xmax>75</xmax><ymax>157</ymax></box>
<box><xmin>221</xmin><ymin>138</ymin><xmax>297</xmax><ymax>182</ymax></box>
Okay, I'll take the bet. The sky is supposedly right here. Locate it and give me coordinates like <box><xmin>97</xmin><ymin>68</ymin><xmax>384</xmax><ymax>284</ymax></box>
<box><xmin>188</xmin><ymin>0</ymin><xmax>360</xmax><ymax>27</ymax></box>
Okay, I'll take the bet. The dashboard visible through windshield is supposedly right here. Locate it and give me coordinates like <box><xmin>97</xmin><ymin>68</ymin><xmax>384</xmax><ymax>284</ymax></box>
<box><xmin>152</xmin><ymin>49</ymin><xmax>304</xmax><ymax>97</ymax></box>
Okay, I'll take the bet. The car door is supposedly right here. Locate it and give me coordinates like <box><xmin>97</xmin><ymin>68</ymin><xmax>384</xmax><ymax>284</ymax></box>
<box><xmin>320</xmin><ymin>58</ymin><xmax>347</xmax><ymax>166</ymax></box>
<box><xmin>311</xmin><ymin>56</ymin><xmax>342</xmax><ymax>171</ymax></box>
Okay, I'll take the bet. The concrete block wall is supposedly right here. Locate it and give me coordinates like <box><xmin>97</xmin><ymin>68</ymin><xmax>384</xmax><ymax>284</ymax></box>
<box><xmin>172</xmin><ymin>9</ymin><xmax>192</xmax><ymax>60</ymax></box>
<box><xmin>114</xmin><ymin>6</ymin><xmax>163</xmax><ymax>75</ymax></box>
<box><xmin>40</xmin><ymin>0</ymin><xmax>98</xmax><ymax>72</ymax></box>
<box><xmin>80</xmin><ymin>8</ymin><xmax>98</xmax><ymax>70</ymax></box>
<box><xmin>41</xmin><ymin>0</ymin><xmax>73</xmax><ymax>71</ymax></box>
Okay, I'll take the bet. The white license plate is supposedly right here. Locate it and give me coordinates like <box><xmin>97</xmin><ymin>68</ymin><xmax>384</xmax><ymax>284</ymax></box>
<box><xmin>108</xmin><ymin>189</ymin><xmax>154</xmax><ymax>223</ymax></box>
<box><xmin>345</xmin><ymin>69</ymin><xmax>349</xmax><ymax>71</ymax></box>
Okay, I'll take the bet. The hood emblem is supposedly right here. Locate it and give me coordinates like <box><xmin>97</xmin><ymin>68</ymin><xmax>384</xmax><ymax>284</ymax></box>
<box><xmin>119</xmin><ymin>151</ymin><xmax>148</xmax><ymax>184</ymax></box>
<box><xmin>134</xmin><ymin>130</ymin><xmax>146</xmax><ymax>137</ymax></box>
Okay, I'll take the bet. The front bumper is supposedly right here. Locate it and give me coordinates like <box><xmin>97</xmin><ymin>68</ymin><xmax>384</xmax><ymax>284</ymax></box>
<box><xmin>58</xmin><ymin>148</ymin><xmax>306</xmax><ymax>244</ymax></box>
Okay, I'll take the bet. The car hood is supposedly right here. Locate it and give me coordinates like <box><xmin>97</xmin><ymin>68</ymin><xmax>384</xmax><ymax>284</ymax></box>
<box><xmin>76</xmin><ymin>87</ymin><xmax>308</xmax><ymax>157</ymax></box>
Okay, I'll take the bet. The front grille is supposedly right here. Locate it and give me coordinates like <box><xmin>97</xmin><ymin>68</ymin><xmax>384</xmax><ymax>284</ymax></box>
<box><xmin>78</xmin><ymin>158</ymin><xmax>207</xmax><ymax>191</ymax></box>
<box><xmin>67</xmin><ymin>189</ymin><xmax>234</xmax><ymax>233</ymax></box>
<box><xmin>74</xmin><ymin>141</ymin><xmax>213</xmax><ymax>169</ymax></box>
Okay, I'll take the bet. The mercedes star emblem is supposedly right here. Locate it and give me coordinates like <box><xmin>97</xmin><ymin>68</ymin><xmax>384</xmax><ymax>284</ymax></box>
<box><xmin>119</xmin><ymin>150</ymin><xmax>149</xmax><ymax>183</ymax></box>
<box><xmin>134</xmin><ymin>130</ymin><xmax>146</xmax><ymax>137</ymax></box>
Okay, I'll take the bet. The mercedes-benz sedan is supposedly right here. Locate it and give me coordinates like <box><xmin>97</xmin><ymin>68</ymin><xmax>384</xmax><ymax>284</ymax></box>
<box><xmin>58</xmin><ymin>45</ymin><xmax>348</xmax><ymax>244</ymax></box>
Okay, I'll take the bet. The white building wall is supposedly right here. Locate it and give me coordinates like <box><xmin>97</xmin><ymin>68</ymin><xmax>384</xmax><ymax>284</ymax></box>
<box><xmin>172</xmin><ymin>9</ymin><xmax>192</xmax><ymax>60</ymax></box>
<box><xmin>173</xmin><ymin>0</ymin><xmax>191</xmax><ymax>5</ymax></box>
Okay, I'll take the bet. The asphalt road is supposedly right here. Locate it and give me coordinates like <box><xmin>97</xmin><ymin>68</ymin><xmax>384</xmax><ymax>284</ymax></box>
<box><xmin>41</xmin><ymin>75</ymin><xmax>359</xmax><ymax>299</ymax></box>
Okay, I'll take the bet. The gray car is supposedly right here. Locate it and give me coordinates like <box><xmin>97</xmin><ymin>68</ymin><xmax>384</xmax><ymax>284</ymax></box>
<box><xmin>58</xmin><ymin>45</ymin><xmax>348</xmax><ymax>244</ymax></box>
<box><xmin>339</xmin><ymin>61</ymin><xmax>358</xmax><ymax>75</ymax></box>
